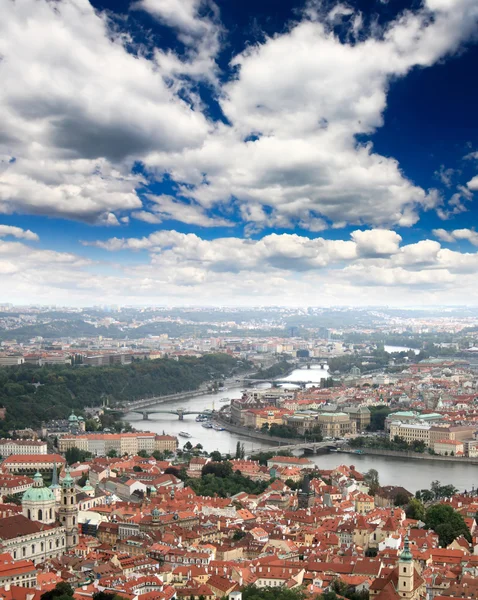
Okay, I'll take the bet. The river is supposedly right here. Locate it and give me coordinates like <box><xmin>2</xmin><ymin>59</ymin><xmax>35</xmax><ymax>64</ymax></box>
<box><xmin>125</xmin><ymin>365</ymin><xmax>478</xmax><ymax>493</ymax></box>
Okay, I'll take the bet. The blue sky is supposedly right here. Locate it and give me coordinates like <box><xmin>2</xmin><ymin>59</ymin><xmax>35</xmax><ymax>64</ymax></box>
<box><xmin>0</xmin><ymin>0</ymin><xmax>477</xmax><ymax>306</ymax></box>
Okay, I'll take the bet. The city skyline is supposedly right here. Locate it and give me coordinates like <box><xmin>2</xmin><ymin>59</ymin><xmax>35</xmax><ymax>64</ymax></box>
<box><xmin>1</xmin><ymin>0</ymin><xmax>478</xmax><ymax>306</ymax></box>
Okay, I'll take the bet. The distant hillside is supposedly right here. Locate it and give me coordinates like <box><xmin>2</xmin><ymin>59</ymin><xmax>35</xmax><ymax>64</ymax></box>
<box><xmin>0</xmin><ymin>353</ymin><xmax>246</xmax><ymax>431</ymax></box>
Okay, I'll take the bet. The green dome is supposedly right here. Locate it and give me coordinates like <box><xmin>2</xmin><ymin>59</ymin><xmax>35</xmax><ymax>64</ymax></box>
<box><xmin>151</xmin><ymin>507</ymin><xmax>160</xmax><ymax>517</ymax></box>
<box><xmin>23</xmin><ymin>486</ymin><xmax>54</xmax><ymax>503</ymax></box>
<box><xmin>78</xmin><ymin>416</ymin><xmax>84</xmax><ymax>421</ymax></box>
<box><xmin>69</xmin><ymin>412</ymin><xmax>78</xmax><ymax>422</ymax></box>
<box><xmin>83</xmin><ymin>479</ymin><xmax>94</xmax><ymax>492</ymax></box>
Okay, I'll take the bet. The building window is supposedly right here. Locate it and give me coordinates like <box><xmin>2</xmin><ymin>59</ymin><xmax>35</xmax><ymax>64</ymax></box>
<box><xmin>22</xmin><ymin>547</ymin><xmax>26</xmax><ymax>557</ymax></box>
<box><xmin>38</xmin><ymin>509</ymin><xmax>43</xmax><ymax>521</ymax></box>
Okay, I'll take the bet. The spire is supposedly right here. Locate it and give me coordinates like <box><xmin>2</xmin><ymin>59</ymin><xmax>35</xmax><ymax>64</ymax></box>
<box><xmin>400</xmin><ymin>535</ymin><xmax>413</xmax><ymax>562</ymax></box>
<box><xmin>50</xmin><ymin>461</ymin><xmax>59</xmax><ymax>489</ymax></box>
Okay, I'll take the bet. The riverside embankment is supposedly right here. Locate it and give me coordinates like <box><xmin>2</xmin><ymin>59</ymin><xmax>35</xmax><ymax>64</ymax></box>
<box><xmin>340</xmin><ymin>446</ymin><xmax>478</xmax><ymax>465</ymax></box>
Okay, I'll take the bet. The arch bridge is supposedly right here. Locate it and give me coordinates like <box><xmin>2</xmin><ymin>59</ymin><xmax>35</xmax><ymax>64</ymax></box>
<box><xmin>129</xmin><ymin>408</ymin><xmax>208</xmax><ymax>421</ymax></box>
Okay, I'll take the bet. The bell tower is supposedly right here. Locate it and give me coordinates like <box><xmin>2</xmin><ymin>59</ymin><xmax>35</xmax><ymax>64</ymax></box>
<box><xmin>59</xmin><ymin>467</ymin><xmax>79</xmax><ymax>550</ymax></box>
<box><xmin>398</xmin><ymin>535</ymin><xmax>414</xmax><ymax>599</ymax></box>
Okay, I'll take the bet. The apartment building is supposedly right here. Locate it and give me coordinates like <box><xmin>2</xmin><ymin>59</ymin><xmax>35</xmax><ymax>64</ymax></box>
<box><xmin>389</xmin><ymin>422</ymin><xmax>431</xmax><ymax>445</ymax></box>
<box><xmin>389</xmin><ymin>421</ymin><xmax>476</xmax><ymax>451</ymax></box>
<box><xmin>58</xmin><ymin>432</ymin><xmax>178</xmax><ymax>456</ymax></box>
<box><xmin>0</xmin><ymin>439</ymin><xmax>47</xmax><ymax>457</ymax></box>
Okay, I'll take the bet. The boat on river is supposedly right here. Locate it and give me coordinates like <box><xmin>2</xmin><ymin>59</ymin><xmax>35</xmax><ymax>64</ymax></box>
<box><xmin>212</xmin><ymin>424</ymin><xmax>225</xmax><ymax>431</ymax></box>
<box><xmin>219</xmin><ymin>397</ymin><xmax>230</xmax><ymax>403</ymax></box>
<box><xmin>178</xmin><ymin>431</ymin><xmax>192</xmax><ymax>438</ymax></box>
<box><xmin>202</xmin><ymin>422</ymin><xmax>213</xmax><ymax>429</ymax></box>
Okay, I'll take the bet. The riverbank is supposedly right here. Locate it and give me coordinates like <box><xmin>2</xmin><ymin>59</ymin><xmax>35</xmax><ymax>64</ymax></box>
<box><xmin>341</xmin><ymin>446</ymin><xmax>478</xmax><ymax>465</ymax></box>
<box><xmin>214</xmin><ymin>415</ymin><xmax>304</xmax><ymax>446</ymax></box>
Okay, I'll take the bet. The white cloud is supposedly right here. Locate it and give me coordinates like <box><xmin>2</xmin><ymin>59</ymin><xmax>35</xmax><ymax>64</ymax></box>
<box><xmin>0</xmin><ymin>157</ymin><xmax>142</xmax><ymax>222</ymax></box>
<box><xmin>132</xmin><ymin>194</ymin><xmax>233</xmax><ymax>227</ymax></box>
<box><xmin>136</xmin><ymin>0</ymin><xmax>223</xmax><ymax>84</ymax></box>
<box><xmin>350</xmin><ymin>229</ymin><xmax>402</xmax><ymax>257</ymax></box>
<box><xmin>0</xmin><ymin>0</ymin><xmax>209</xmax><ymax>223</ymax></box>
<box><xmin>433</xmin><ymin>228</ymin><xmax>456</xmax><ymax>243</ymax></box>
<box><xmin>0</xmin><ymin>225</ymin><xmax>39</xmax><ymax>241</ymax></box>
<box><xmin>433</xmin><ymin>228</ymin><xmax>478</xmax><ymax>246</ymax></box>
<box><xmin>467</xmin><ymin>175</ymin><xmax>478</xmax><ymax>191</ymax></box>
<box><xmin>145</xmin><ymin>0</ymin><xmax>477</xmax><ymax>230</ymax></box>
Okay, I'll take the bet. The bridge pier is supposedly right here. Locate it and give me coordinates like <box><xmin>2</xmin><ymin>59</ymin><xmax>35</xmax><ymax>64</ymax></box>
<box><xmin>142</xmin><ymin>412</ymin><xmax>149</xmax><ymax>420</ymax></box>
<box><xmin>178</xmin><ymin>411</ymin><xmax>184</xmax><ymax>421</ymax></box>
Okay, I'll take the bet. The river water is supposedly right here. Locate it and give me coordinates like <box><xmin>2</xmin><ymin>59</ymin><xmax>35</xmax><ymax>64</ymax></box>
<box><xmin>125</xmin><ymin>365</ymin><xmax>478</xmax><ymax>493</ymax></box>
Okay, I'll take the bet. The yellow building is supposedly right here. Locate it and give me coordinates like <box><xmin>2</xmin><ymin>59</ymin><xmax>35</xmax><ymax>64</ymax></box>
<box><xmin>354</xmin><ymin>492</ymin><xmax>375</xmax><ymax>515</ymax></box>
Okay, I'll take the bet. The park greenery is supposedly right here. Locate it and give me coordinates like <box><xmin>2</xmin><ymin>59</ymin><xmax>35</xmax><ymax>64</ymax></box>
<box><xmin>241</xmin><ymin>584</ymin><xmax>306</xmax><ymax>600</ymax></box>
<box><xmin>166</xmin><ymin>460</ymin><xmax>270</xmax><ymax>497</ymax></box>
<box><xmin>416</xmin><ymin>480</ymin><xmax>459</xmax><ymax>502</ymax></box>
<box><xmin>424</xmin><ymin>503</ymin><xmax>471</xmax><ymax>546</ymax></box>
<box><xmin>260</xmin><ymin>422</ymin><xmax>323</xmax><ymax>442</ymax></box>
<box><xmin>250</xmin><ymin>360</ymin><xmax>294</xmax><ymax>380</ymax></box>
<box><xmin>348</xmin><ymin>435</ymin><xmax>427</xmax><ymax>453</ymax></box>
<box><xmin>0</xmin><ymin>353</ymin><xmax>248</xmax><ymax>430</ymax></box>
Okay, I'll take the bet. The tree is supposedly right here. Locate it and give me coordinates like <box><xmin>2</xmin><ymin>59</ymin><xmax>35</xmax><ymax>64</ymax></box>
<box><xmin>232</xmin><ymin>529</ymin><xmax>246</xmax><ymax>541</ymax></box>
<box><xmin>77</xmin><ymin>473</ymin><xmax>88</xmax><ymax>487</ymax></box>
<box><xmin>183</xmin><ymin>441</ymin><xmax>193</xmax><ymax>451</ymax></box>
<box><xmin>202</xmin><ymin>461</ymin><xmax>233</xmax><ymax>478</ymax></box>
<box><xmin>41</xmin><ymin>582</ymin><xmax>74</xmax><ymax>599</ymax></box>
<box><xmin>431</xmin><ymin>480</ymin><xmax>442</xmax><ymax>499</ymax></box>
<box><xmin>416</xmin><ymin>489</ymin><xmax>434</xmax><ymax>503</ymax></box>
<box><xmin>65</xmin><ymin>447</ymin><xmax>92</xmax><ymax>465</ymax></box>
<box><xmin>85</xmin><ymin>418</ymin><xmax>98</xmax><ymax>432</ymax></box>
<box><xmin>394</xmin><ymin>491</ymin><xmax>411</xmax><ymax>506</ymax></box>
<box><xmin>107</xmin><ymin>449</ymin><xmax>118</xmax><ymax>458</ymax></box>
<box><xmin>138</xmin><ymin>450</ymin><xmax>149</xmax><ymax>458</ymax></box>
<box><xmin>133</xmin><ymin>465</ymin><xmax>143</xmax><ymax>472</ymax></box>
<box><xmin>235</xmin><ymin>441</ymin><xmax>242</xmax><ymax>459</ymax></box>
<box><xmin>364</xmin><ymin>469</ymin><xmax>379</xmax><ymax>495</ymax></box>
<box><xmin>152</xmin><ymin>450</ymin><xmax>164</xmax><ymax>460</ymax></box>
<box><xmin>209</xmin><ymin>450</ymin><xmax>222</xmax><ymax>462</ymax></box>
<box><xmin>425</xmin><ymin>504</ymin><xmax>471</xmax><ymax>546</ymax></box>
<box><xmin>164</xmin><ymin>466</ymin><xmax>180</xmax><ymax>478</ymax></box>
<box><xmin>406</xmin><ymin>497</ymin><xmax>426</xmax><ymax>521</ymax></box>
<box><xmin>241</xmin><ymin>584</ymin><xmax>306</xmax><ymax>600</ymax></box>
<box><xmin>93</xmin><ymin>593</ymin><xmax>128</xmax><ymax>600</ymax></box>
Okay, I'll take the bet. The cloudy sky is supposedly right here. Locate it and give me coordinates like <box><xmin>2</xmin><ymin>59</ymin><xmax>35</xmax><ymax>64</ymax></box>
<box><xmin>1</xmin><ymin>0</ymin><xmax>478</xmax><ymax>306</ymax></box>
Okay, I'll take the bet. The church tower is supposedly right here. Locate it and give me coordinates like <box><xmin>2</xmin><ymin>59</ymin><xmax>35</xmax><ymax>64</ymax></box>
<box><xmin>59</xmin><ymin>467</ymin><xmax>78</xmax><ymax>550</ymax></box>
<box><xmin>297</xmin><ymin>475</ymin><xmax>315</xmax><ymax>509</ymax></box>
<box><xmin>398</xmin><ymin>535</ymin><xmax>414</xmax><ymax>599</ymax></box>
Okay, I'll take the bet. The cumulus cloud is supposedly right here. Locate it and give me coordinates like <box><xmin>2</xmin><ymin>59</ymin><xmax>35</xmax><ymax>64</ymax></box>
<box><xmin>433</xmin><ymin>228</ymin><xmax>478</xmax><ymax>246</ymax></box>
<box><xmin>0</xmin><ymin>225</ymin><xmax>39</xmax><ymax>241</ymax></box>
<box><xmin>145</xmin><ymin>0</ymin><xmax>478</xmax><ymax>230</ymax></box>
<box><xmin>468</xmin><ymin>176</ymin><xmax>478</xmax><ymax>191</ymax></box>
<box><xmin>132</xmin><ymin>194</ymin><xmax>233</xmax><ymax>227</ymax></box>
<box><xmin>0</xmin><ymin>0</ymin><xmax>209</xmax><ymax>223</ymax></box>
